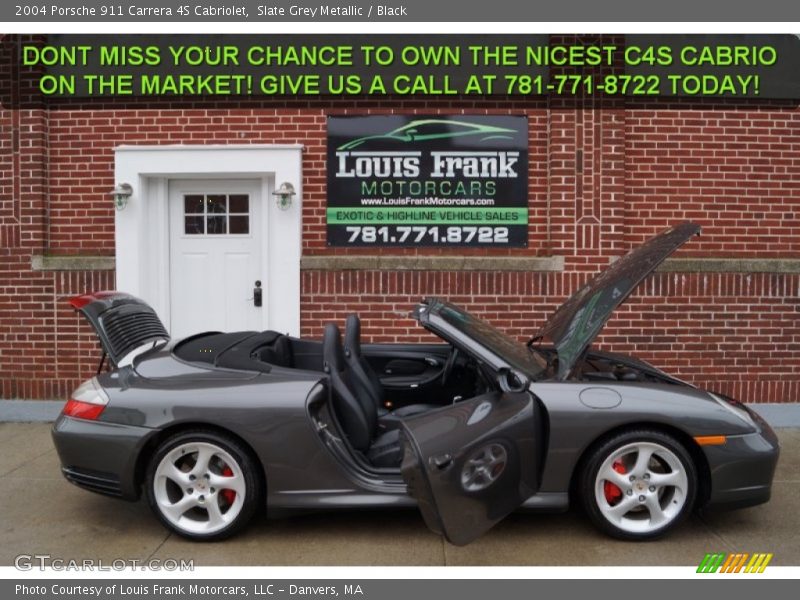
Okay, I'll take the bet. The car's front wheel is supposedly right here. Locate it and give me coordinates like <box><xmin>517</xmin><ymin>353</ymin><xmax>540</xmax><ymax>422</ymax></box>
<box><xmin>579</xmin><ymin>429</ymin><xmax>697</xmax><ymax>540</ymax></box>
<box><xmin>145</xmin><ymin>430</ymin><xmax>263</xmax><ymax>541</ymax></box>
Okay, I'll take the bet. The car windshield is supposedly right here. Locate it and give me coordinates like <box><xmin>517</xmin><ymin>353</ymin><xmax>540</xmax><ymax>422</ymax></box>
<box><xmin>434</xmin><ymin>301</ymin><xmax>548</xmax><ymax>379</ymax></box>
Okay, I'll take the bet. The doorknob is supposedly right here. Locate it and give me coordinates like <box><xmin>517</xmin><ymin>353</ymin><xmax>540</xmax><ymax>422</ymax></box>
<box><xmin>253</xmin><ymin>280</ymin><xmax>263</xmax><ymax>307</ymax></box>
<box><xmin>429</xmin><ymin>454</ymin><xmax>453</xmax><ymax>471</ymax></box>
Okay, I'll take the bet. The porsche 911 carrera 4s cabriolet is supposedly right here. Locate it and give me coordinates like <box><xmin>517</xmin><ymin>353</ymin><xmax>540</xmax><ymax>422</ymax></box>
<box><xmin>52</xmin><ymin>222</ymin><xmax>779</xmax><ymax>544</ymax></box>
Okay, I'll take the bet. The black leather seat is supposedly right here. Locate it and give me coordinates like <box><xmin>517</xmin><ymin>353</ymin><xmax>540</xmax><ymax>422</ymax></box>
<box><xmin>343</xmin><ymin>314</ymin><xmax>437</xmax><ymax>427</ymax></box>
<box><xmin>322</xmin><ymin>323</ymin><xmax>403</xmax><ymax>468</ymax></box>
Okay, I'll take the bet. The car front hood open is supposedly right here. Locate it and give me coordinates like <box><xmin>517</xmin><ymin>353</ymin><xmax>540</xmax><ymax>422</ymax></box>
<box><xmin>532</xmin><ymin>222</ymin><xmax>701</xmax><ymax>380</ymax></box>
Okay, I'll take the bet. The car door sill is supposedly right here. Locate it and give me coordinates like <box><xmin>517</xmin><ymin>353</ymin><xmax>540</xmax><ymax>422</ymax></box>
<box><xmin>519</xmin><ymin>492</ymin><xmax>569</xmax><ymax>511</ymax></box>
<box><xmin>267</xmin><ymin>490</ymin><xmax>569</xmax><ymax>511</ymax></box>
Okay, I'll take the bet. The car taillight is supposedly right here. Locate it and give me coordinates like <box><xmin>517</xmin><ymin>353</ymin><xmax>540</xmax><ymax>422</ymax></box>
<box><xmin>63</xmin><ymin>378</ymin><xmax>109</xmax><ymax>421</ymax></box>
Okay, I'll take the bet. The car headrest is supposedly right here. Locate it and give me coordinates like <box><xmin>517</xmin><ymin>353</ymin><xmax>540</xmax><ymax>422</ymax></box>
<box><xmin>272</xmin><ymin>335</ymin><xmax>293</xmax><ymax>366</ymax></box>
<box><xmin>322</xmin><ymin>323</ymin><xmax>346</xmax><ymax>374</ymax></box>
<box><xmin>343</xmin><ymin>314</ymin><xmax>361</xmax><ymax>358</ymax></box>
<box><xmin>257</xmin><ymin>334</ymin><xmax>294</xmax><ymax>368</ymax></box>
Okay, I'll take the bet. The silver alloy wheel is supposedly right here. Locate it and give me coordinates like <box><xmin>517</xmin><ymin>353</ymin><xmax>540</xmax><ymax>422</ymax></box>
<box><xmin>461</xmin><ymin>443</ymin><xmax>508</xmax><ymax>492</ymax></box>
<box><xmin>153</xmin><ymin>441</ymin><xmax>246</xmax><ymax>535</ymax></box>
<box><xmin>594</xmin><ymin>441</ymin><xmax>688</xmax><ymax>535</ymax></box>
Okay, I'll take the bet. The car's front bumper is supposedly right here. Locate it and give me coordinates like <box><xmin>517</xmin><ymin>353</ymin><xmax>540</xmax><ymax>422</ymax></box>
<box><xmin>51</xmin><ymin>414</ymin><xmax>155</xmax><ymax>501</ymax></box>
<box><xmin>703</xmin><ymin>412</ymin><xmax>780</xmax><ymax>510</ymax></box>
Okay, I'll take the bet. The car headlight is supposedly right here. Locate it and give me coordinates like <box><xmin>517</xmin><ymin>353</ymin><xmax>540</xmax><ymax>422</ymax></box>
<box><xmin>708</xmin><ymin>391</ymin><xmax>758</xmax><ymax>431</ymax></box>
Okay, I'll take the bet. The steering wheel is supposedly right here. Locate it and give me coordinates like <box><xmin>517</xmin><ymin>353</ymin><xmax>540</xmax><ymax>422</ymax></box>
<box><xmin>441</xmin><ymin>346</ymin><xmax>460</xmax><ymax>386</ymax></box>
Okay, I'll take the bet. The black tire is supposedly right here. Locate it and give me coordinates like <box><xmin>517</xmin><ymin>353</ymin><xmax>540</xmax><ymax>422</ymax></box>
<box><xmin>145</xmin><ymin>429</ymin><xmax>264</xmax><ymax>541</ymax></box>
<box><xmin>578</xmin><ymin>429</ymin><xmax>697</xmax><ymax>541</ymax></box>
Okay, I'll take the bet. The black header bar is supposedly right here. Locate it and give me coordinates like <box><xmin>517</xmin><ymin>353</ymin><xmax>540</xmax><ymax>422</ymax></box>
<box><xmin>4</xmin><ymin>1</ymin><xmax>800</xmax><ymax>23</ymax></box>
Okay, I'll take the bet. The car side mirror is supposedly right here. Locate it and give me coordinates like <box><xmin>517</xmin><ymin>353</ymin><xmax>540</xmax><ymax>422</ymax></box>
<box><xmin>404</xmin><ymin>128</ymin><xmax>418</xmax><ymax>141</ymax></box>
<box><xmin>498</xmin><ymin>368</ymin><xmax>530</xmax><ymax>393</ymax></box>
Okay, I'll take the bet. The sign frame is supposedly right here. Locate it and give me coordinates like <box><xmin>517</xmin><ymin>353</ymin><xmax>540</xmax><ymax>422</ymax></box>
<box><xmin>326</xmin><ymin>115</ymin><xmax>530</xmax><ymax>248</ymax></box>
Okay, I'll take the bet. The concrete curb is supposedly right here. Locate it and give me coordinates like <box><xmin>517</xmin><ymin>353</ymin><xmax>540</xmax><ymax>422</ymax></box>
<box><xmin>0</xmin><ymin>400</ymin><xmax>63</xmax><ymax>423</ymax></box>
<box><xmin>1</xmin><ymin>399</ymin><xmax>799</xmax><ymax>427</ymax></box>
<box><xmin>746</xmin><ymin>403</ymin><xmax>800</xmax><ymax>428</ymax></box>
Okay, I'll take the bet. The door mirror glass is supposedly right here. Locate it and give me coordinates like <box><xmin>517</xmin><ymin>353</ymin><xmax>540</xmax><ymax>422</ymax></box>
<box><xmin>498</xmin><ymin>368</ymin><xmax>530</xmax><ymax>393</ymax></box>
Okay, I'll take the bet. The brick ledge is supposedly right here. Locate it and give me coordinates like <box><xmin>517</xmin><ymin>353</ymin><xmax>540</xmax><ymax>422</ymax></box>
<box><xmin>28</xmin><ymin>254</ymin><xmax>800</xmax><ymax>273</ymax></box>
<box><xmin>301</xmin><ymin>256</ymin><xmax>800</xmax><ymax>273</ymax></box>
<box><xmin>658</xmin><ymin>258</ymin><xmax>800</xmax><ymax>273</ymax></box>
<box><xmin>301</xmin><ymin>255</ymin><xmax>565</xmax><ymax>272</ymax></box>
<box><xmin>31</xmin><ymin>255</ymin><xmax>115</xmax><ymax>271</ymax></box>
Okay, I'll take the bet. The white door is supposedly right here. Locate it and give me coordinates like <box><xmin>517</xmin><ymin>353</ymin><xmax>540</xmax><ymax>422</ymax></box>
<box><xmin>168</xmin><ymin>179</ymin><xmax>264</xmax><ymax>339</ymax></box>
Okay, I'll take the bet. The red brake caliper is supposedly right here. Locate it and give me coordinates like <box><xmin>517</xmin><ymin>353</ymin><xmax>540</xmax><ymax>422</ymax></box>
<box><xmin>221</xmin><ymin>466</ymin><xmax>236</xmax><ymax>505</ymax></box>
<box><xmin>603</xmin><ymin>461</ymin><xmax>626</xmax><ymax>504</ymax></box>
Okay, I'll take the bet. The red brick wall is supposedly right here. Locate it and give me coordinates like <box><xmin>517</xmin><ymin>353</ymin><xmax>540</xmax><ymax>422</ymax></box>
<box><xmin>299</xmin><ymin>271</ymin><xmax>800</xmax><ymax>404</ymax></box>
<box><xmin>624</xmin><ymin>103</ymin><xmax>800</xmax><ymax>255</ymax></box>
<box><xmin>1</xmin><ymin>35</ymin><xmax>798</xmax><ymax>402</ymax></box>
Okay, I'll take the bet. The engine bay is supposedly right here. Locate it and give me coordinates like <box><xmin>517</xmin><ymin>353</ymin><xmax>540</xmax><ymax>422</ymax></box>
<box><xmin>575</xmin><ymin>351</ymin><xmax>683</xmax><ymax>385</ymax></box>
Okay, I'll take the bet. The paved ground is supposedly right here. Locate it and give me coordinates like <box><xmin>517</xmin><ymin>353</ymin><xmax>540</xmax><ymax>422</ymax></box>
<box><xmin>1</xmin><ymin>422</ymin><xmax>798</xmax><ymax>567</ymax></box>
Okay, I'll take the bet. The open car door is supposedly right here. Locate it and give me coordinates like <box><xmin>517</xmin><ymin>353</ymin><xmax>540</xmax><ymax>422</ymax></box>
<box><xmin>399</xmin><ymin>390</ymin><xmax>542</xmax><ymax>546</ymax></box>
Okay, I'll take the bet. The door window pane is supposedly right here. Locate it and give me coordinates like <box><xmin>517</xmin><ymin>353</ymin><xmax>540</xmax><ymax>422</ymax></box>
<box><xmin>229</xmin><ymin>216</ymin><xmax>249</xmax><ymax>234</ymax></box>
<box><xmin>206</xmin><ymin>216</ymin><xmax>227</xmax><ymax>234</ymax></box>
<box><xmin>183</xmin><ymin>192</ymin><xmax>250</xmax><ymax>236</ymax></box>
<box><xmin>206</xmin><ymin>195</ymin><xmax>227</xmax><ymax>214</ymax></box>
<box><xmin>184</xmin><ymin>195</ymin><xmax>204</xmax><ymax>214</ymax></box>
<box><xmin>184</xmin><ymin>216</ymin><xmax>204</xmax><ymax>234</ymax></box>
<box><xmin>229</xmin><ymin>194</ymin><xmax>249</xmax><ymax>213</ymax></box>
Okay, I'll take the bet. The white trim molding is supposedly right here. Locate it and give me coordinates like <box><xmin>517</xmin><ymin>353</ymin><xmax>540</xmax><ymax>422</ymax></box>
<box><xmin>114</xmin><ymin>144</ymin><xmax>304</xmax><ymax>336</ymax></box>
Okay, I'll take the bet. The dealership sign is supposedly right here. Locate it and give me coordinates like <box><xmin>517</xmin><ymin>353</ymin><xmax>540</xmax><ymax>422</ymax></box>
<box><xmin>326</xmin><ymin>115</ymin><xmax>529</xmax><ymax>247</ymax></box>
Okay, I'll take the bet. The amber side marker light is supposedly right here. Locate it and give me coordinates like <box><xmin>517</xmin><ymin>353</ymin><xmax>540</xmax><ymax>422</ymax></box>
<box><xmin>694</xmin><ymin>435</ymin><xmax>727</xmax><ymax>446</ymax></box>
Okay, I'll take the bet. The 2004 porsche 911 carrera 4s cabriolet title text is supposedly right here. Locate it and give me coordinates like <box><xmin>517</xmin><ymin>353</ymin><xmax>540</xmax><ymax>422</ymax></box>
<box><xmin>52</xmin><ymin>223</ymin><xmax>779</xmax><ymax>545</ymax></box>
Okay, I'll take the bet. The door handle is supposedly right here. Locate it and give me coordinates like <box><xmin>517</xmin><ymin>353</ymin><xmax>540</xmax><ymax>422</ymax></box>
<box><xmin>253</xmin><ymin>280</ymin><xmax>262</xmax><ymax>307</ymax></box>
<box><xmin>424</xmin><ymin>357</ymin><xmax>440</xmax><ymax>367</ymax></box>
<box><xmin>429</xmin><ymin>454</ymin><xmax>454</xmax><ymax>471</ymax></box>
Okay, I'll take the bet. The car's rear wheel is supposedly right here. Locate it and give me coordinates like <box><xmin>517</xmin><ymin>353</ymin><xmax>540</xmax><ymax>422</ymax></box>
<box><xmin>145</xmin><ymin>430</ymin><xmax>263</xmax><ymax>541</ymax></box>
<box><xmin>579</xmin><ymin>430</ymin><xmax>697</xmax><ymax>540</ymax></box>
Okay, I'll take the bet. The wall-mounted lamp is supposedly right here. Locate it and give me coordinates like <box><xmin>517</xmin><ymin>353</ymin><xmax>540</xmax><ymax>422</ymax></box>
<box><xmin>109</xmin><ymin>182</ymin><xmax>133</xmax><ymax>211</ymax></box>
<box><xmin>273</xmin><ymin>182</ymin><xmax>296</xmax><ymax>211</ymax></box>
